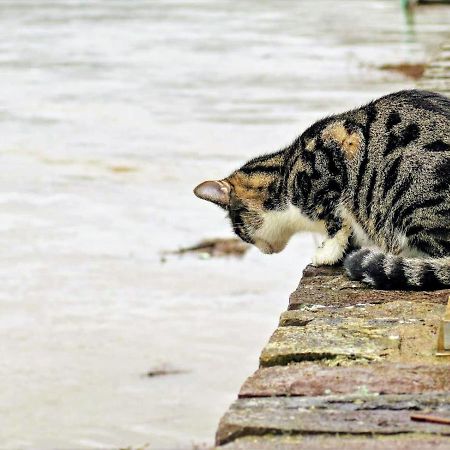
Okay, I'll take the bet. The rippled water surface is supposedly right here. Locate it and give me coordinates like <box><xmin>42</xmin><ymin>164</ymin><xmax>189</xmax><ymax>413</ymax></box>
<box><xmin>1</xmin><ymin>1</ymin><xmax>449</xmax><ymax>448</ymax></box>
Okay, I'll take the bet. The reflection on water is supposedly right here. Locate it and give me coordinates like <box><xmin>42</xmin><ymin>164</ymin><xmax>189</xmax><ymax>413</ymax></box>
<box><xmin>0</xmin><ymin>1</ymin><xmax>449</xmax><ymax>448</ymax></box>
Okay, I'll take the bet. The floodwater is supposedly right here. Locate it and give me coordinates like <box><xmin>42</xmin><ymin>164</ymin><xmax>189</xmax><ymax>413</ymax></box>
<box><xmin>0</xmin><ymin>1</ymin><xmax>449</xmax><ymax>448</ymax></box>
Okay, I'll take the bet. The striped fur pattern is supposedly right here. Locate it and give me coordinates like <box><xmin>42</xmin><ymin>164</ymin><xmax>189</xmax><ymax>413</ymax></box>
<box><xmin>194</xmin><ymin>90</ymin><xmax>450</xmax><ymax>290</ymax></box>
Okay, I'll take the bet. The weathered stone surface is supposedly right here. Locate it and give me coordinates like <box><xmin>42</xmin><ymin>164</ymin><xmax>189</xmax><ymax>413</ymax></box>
<box><xmin>239</xmin><ymin>363</ymin><xmax>450</xmax><ymax>398</ymax></box>
<box><xmin>219</xmin><ymin>435</ymin><xmax>450</xmax><ymax>450</ymax></box>
<box><xmin>281</xmin><ymin>299</ymin><xmax>443</xmax><ymax>325</ymax></box>
<box><xmin>216</xmin><ymin>394</ymin><xmax>450</xmax><ymax>445</ymax></box>
<box><xmin>260</xmin><ymin>318</ymin><xmax>401</xmax><ymax>367</ymax></box>
<box><xmin>278</xmin><ymin>300</ymin><xmax>445</xmax><ymax>365</ymax></box>
<box><xmin>289</xmin><ymin>266</ymin><xmax>450</xmax><ymax>310</ymax></box>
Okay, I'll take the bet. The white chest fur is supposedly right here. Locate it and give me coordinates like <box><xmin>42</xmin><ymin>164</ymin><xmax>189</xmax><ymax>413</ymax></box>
<box><xmin>254</xmin><ymin>205</ymin><xmax>326</xmax><ymax>253</ymax></box>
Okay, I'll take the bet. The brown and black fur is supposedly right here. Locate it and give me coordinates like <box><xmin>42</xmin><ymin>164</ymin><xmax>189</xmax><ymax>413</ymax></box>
<box><xmin>195</xmin><ymin>90</ymin><xmax>450</xmax><ymax>290</ymax></box>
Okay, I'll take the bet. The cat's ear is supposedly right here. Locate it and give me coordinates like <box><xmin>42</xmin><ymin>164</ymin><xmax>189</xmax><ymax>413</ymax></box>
<box><xmin>194</xmin><ymin>180</ymin><xmax>230</xmax><ymax>207</ymax></box>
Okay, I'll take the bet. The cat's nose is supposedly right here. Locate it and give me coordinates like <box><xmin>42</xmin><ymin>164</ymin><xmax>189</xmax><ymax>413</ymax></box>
<box><xmin>254</xmin><ymin>238</ymin><xmax>275</xmax><ymax>254</ymax></box>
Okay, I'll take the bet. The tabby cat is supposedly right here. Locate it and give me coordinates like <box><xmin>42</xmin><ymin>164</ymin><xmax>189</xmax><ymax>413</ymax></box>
<box><xmin>194</xmin><ymin>90</ymin><xmax>450</xmax><ymax>290</ymax></box>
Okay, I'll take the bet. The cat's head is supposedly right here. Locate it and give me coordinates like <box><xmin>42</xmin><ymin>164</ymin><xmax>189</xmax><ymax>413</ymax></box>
<box><xmin>194</xmin><ymin>153</ymin><xmax>298</xmax><ymax>254</ymax></box>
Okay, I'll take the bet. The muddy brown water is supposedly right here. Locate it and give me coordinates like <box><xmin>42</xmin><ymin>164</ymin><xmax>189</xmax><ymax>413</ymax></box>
<box><xmin>0</xmin><ymin>1</ymin><xmax>449</xmax><ymax>448</ymax></box>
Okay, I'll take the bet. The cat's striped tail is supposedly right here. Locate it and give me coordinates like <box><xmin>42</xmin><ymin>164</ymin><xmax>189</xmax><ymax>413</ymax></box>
<box><xmin>344</xmin><ymin>248</ymin><xmax>450</xmax><ymax>290</ymax></box>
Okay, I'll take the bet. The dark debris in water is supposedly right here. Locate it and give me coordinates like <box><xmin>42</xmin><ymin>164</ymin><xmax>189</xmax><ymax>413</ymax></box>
<box><xmin>146</xmin><ymin>367</ymin><xmax>190</xmax><ymax>377</ymax></box>
<box><xmin>161</xmin><ymin>237</ymin><xmax>250</xmax><ymax>261</ymax></box>
<box><xmin>379</xmin><ymin>63</ymin><xmax>426</xmax><ymax>80</ymax></box>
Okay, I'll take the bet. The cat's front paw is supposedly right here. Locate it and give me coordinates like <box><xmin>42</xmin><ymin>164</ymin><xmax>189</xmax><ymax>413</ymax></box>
<box><xmin>312</xmin><ymin>238</ymin><xmax>346</xmax><ymax>266</ymax></box>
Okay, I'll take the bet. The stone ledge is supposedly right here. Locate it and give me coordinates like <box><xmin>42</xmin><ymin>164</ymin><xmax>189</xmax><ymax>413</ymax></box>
<box><xmin>289</xmin><ymin>266</ymin><xmax>449</xmax><ymax>310</ymax></box>
<box><xmin>239</xmin><ymin>363</ymin><xmax>450</xmax><ymax>398</ymax></box>
<box><xmin>259</xmin><ymin>267</ymin><xmax>448</xmax><ymax>368</ymax></box>
<box><xmin>215</xmin><ymin>265</ymin><xmax>450</xmax><ymax>447</ymax></box>
<box><xmin>216</xmin><ymin>394</ymin><xmax>450</xmax><ymax>445</ymax></box>
<box><xmin>259</xmin><ymin>319</ymin><xmax>400</xmax><ymax>367</ymax></box>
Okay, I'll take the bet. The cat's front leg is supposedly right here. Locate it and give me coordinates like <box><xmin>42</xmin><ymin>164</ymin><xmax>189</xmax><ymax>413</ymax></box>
<box><xmin>312</xmin><ymin>217</ymin><xmax>352</xmax><ymax>266</ymax></box>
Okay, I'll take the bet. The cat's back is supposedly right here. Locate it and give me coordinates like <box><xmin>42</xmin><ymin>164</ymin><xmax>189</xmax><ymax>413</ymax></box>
<box><xmin>331</xmin><ymin>90</ymin><xmax>449</xmax><ymax>199</ymax></box>
<box><xmin>347</xmin><ymin>90</ymin><xmax>449</xmax><ymax>242</ymax></box>
<box><xmin>373</xmin><ymin>89</ymin><xmax>450</xmax><ymax>118</ymax></box>
<box><xmin>362</xmin><ymin>89</ymin><xmax>449</xmax><ymax>157</ymax></box>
